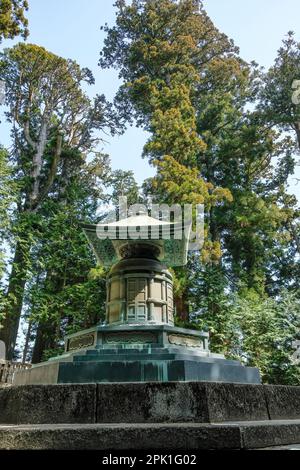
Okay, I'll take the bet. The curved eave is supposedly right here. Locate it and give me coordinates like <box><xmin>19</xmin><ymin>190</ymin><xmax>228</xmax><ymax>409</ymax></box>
<box><xmin>80</xmin><ymin>222</ymin><xmax>191</xmax><ymax>267</ymax></box>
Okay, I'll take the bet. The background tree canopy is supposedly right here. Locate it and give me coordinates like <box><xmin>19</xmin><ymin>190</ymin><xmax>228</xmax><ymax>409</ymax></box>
<box><xmin>0</xmin><ymin>0</ymin><xmax>299</xmax><ymax>384</ymax></box>
<box><xmin>0</xmin><ymin>0</ymin><xmax>28</xmax><ymax>42</ymax></box>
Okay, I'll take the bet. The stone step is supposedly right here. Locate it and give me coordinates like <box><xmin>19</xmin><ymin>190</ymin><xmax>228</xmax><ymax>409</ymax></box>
<box><xmin>85</xmin><ymin>346</ymin><xmax>206</xmax><ymax>355</ymax></box>
<box><xmin>1</xmin><ymin>383</ymin><xmax>299</xmax><ymax>425</ymax></box>
<box><xmin>262</xmin><ymin>444</ymin><xmax>300</xmax><ymax>450</ymax></box>
<box><xmin>79</xmin><ymin>346</ymin><xmax>208</xmax><ymax>356</ymax></box>
<box><xmin>73</xmin><ymin>353</ymin><xmax>192</xmax><ymax>361</ymax></box>
<box><xmin>0</xmin><ymin>420</ymin><xmax>300</xmax><ymax>450</ymax></box>
<box><xmin>72</xmin><ymin>352</ymin><xmax>239</xmax><ymax>365</ymax></box>
<box><xmin>94</xmin><ymin>343</ymin><xmax>163</xmax><ymax>351</ymax></box>
<box><xmin>58</xmin><ymin>359</ymin><xmax>260</xmax><ymax>384</ymax></box>
<box><xmin>78</xmin><ymin>347</ymin><xmax>234</xmax><ymax>362</ymax></box>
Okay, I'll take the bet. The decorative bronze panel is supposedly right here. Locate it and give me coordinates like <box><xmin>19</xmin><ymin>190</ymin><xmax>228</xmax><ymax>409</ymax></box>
<box><xmin>168</xmin><ymin>334</ymin><xmax>204</xmax><ymax>349</ymax></box>
<box><xmin>68</xmin><ymin>333</ymin><xmax>95</xmax><ymax>351</ymax></box>
<box><xmin>104</xmin><ymin>332</ymin><xmax>157</xmax><ymax>344</ymax></box>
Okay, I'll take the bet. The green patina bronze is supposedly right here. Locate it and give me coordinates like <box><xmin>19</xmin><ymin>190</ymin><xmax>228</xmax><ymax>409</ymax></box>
<box><xmin>13</xmin><ymin>212</ymin><xmax>261</xmax><ymax>385</ymax></box>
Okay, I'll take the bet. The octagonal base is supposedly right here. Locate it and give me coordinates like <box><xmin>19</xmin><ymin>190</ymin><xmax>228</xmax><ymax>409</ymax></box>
<box><xmin>13</xmin><ymin>324</ymin><xmax>260</xmax><ymax>386</ymax></box>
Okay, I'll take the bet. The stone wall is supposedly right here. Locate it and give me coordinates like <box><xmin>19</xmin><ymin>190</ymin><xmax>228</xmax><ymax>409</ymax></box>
<box><xmin>0</xmin><ymin>382</ymin><xmax>299</xmax><ymax>425</ymax></box>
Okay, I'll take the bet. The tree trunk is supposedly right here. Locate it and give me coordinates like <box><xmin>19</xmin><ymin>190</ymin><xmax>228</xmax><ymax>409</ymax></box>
<box><xmin>289</xmin><ymin>221</ymin><xmax>300</xmax><ymax>256</ymax></box>
<box><xmin>31</xmin><ymin>323</ymin><xmax>46</xmax><ymax>364</ymax></box>
<box><xmin>31</xmin><ymin>321</ymin><xmax>57</xmax><ymax>364</ymax></box>
<box><xmin>22</xmin><ymin>321</ymin><xmax>32</xmax><ymax>363</ymax></box>
<box><xmin>174</xmin><ymin>292</ymin><xmax>189</xmax><ymax>322</ymax></box>
<box><xmin>295</xmin><ymin>122</ymin><xmax>300</xmax><ymax>151</ymax></box>
<box><xmin>0</xmin><ymin>240</ymin><xmax>30</xmax><ymax>360</ymax></box>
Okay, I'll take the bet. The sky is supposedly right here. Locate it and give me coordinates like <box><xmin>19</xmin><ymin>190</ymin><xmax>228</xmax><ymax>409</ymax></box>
<box><xmin>0</xmin><ymin>0</ymin><xmax>300</xmax><ymax>196</ymax></box>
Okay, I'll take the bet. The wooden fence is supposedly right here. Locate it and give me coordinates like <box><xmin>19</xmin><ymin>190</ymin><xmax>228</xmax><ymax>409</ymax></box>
<box><xmin>0</xmin><ymin>362</ymin><xmax>31</xmax><ymax>385</ymax></box>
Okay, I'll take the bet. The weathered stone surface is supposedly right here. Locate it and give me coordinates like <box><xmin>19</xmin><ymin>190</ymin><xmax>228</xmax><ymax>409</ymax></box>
<box><xmin>0</xmin><ymin>384</ymin><xmax>97</xmax><ymax>424</ymax></box>
<box><xmin>14</xmin><ymin>361</ymin><xmax>59</xmax><ymax>385</ymax></box>
<box><xmin>97</xmin><ymin>382</ymin><xmax>268</xmax><ymax>424</ymax></box>
<box><xmin>264</xmin><ymin>385</ymin><xmax>300</xmax><ymax>420</ymax></box>
<box><xmin>97</xmin><ymin>382</ymin><xmax>209</xmax><ymax>423</ymax></box>
<box><xmin>0</xmin><ymin>421</ymin><xmax>300</xmax><ymax>450</ymax></box>
<box><xmin>0</xmin><ymin>423</ymin><xmax>242</xmax><ymax>450</ymax></box>
<box><xmin>205</xmin><ymin>383</ymin><xmax>269</xmax><ymax>422</ymax></box>
<box><xmin>1</xmin><ymin>383</ymin><xmax>299</xmax><ymax>426</ymax></box>
<box><xmin>240</xmin><ymin>420</ymin><xmax>300</xmax><ymax>449</ymax></box>
<box><xmin>261</xmin><ymin>444</ymin><xmax>300</xmax><ymax>450</ymax></box>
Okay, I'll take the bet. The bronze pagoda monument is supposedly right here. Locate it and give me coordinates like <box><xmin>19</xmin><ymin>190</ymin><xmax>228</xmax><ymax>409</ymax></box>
<box><xmin>14</xmin><ymin>211</ymin><xmax>260</xmax><ymax>385</ymax></box>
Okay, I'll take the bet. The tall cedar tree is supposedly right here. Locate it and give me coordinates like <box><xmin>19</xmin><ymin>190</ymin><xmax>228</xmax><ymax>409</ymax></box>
<box><xmin>100</xmin><ymin>0</ymin><xmax>238</xmax><ymax>318</ymax></box>
<box><xmin>0</xmin><ymin>43</ymin><xmax>117</xmax><ymax>359</ymax></box>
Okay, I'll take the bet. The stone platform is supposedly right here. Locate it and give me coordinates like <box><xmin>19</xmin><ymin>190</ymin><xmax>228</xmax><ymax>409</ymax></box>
<box><xmin>1</xmin><ymin>421</ymin><xmax>300</xmax><ymax>450</ymax></box>
<box><xmin>13</xmin><ymin>324</ymin><xmax>260</xmax><ymax>385</ymax></box>
<box><xmin>0</xmin><ymin>382</ymin><xmax>300</xmax><ymax>449</ymax></box>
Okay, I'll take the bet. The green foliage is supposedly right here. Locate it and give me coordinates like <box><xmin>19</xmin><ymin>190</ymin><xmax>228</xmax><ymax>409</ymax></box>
<box><xmin>22</xmin><ymin>147</ymin><xmax>111</xmax><ymax>359</ymax></box>
<box><xmin>0</xmin><ymin>0</ymin><xmax>28</xmax><ymax>42</ymax></box>
<box><xmin>41</xmin><ymin>347</ymin><xmax>64</xmax><ymax>362</ymax></box>
<box><xmin>259</xmin><ymin>31</ymin><xmax>300</xmax><ymax>149</ymax></box>
<box><xmin>190</xmin><ymin>262</ymin><xmax>300</xmax><ymax>384</ymax></box>
<box><xmin>101</xmin><ymin>0</ymin><xmax>240</xmax><ymax>263</ymax></box>
<box><xmin>0</xmin><ymin>1</ymin><xmax>299</xmax><ymax>384</ymax></box>
<box><xmin>98</xmin><ymin>1</ymin><xmax>300</xmax><ymax>384</ymax></box>
<box><xmin>0</xmin><ymin>42</ymin><xmax>118</xmax><ymax>209</ymax></box>
<box><xmin>0</xmin><ymin>42</ymin><xmax>119</xmax><ymax>358</ymax></box>
<box><xmin>0</xmin><ymin>147</ymin><xmax>14</xmax><ymax>279</ymax></box>
<box><xmin>229</xmin><ymin>289</ymin><xmax>300</xmax><ymax>385</ymax></box>
<box><xmin>109</xmin><ymin>169</ymin><xmax>140</xmax><ymax>206</ymax></box>
<box><xmin>188</xmin><ymin>260</ymin><xmax>235</xmax><ymax>354</ymax></box>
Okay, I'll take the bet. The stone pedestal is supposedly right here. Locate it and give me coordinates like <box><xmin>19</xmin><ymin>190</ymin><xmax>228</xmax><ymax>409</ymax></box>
<box><xmin>13</xmin><ymin>324</ymin><xmax>260</xmax><ymax>385</ymax></box>
<box><xmin>1</xmin><ymin>383</ymin><xmax>300</xmax><ymax>450</ymax></box>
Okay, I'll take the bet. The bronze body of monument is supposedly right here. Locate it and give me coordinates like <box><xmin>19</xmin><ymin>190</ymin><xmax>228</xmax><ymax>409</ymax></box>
<box><xmin>14</xmin><ymin>212</ymin><xmax>260</xmax><ymax>385</ymax></box>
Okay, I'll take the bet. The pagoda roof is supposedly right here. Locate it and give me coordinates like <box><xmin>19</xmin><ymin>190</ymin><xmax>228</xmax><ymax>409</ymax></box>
<box><xmin>81</xmin><ymin>213</ymin><xmax>191</xmax><ymax>267</ymax></box>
